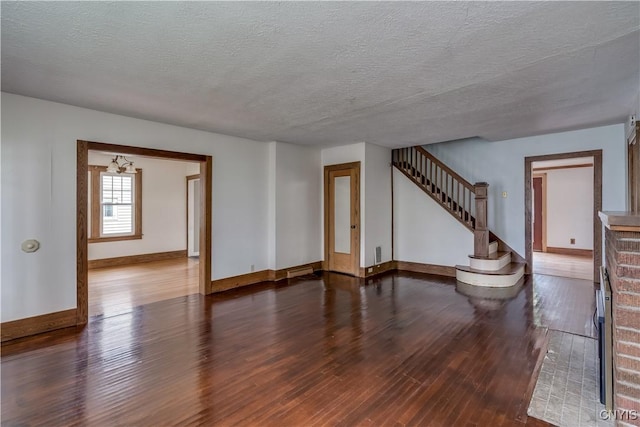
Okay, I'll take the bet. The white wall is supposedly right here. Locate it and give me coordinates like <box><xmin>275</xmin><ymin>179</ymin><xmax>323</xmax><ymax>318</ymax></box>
<box><xmin>364</xmin><ymin>143</ymin><xmax>392</xmax><ymax>265</ymax></box>
<box><xmin>87</xmin><ymin>152</ymin><xmax>195</xmax><ymax>260</ymax></box>
<box><xmin>425</xmin><ymin>124</ymin><xmax>626</xmax><ymax>256</ymax></box>
<box><xmin>394</xmin><ymin>168</ymin><xmax>474</xmax><ymax>267</ymax></box>
<box><xmin>273</xmin><ymin>142</ymin><xmax>322</xmax><ymax>270</ymax></box>
<box><xmin>1</xmin><ymin>93</ymin><xmax>271</xmax><ymax>322</ymax></box>
<box><xmin>544</xmin><ymin>166</ymin><xmax>594</xmax><ymax>250</ymax></box>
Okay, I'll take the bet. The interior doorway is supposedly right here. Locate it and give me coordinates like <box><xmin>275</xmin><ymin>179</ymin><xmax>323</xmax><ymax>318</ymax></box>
<box><xmin>324</xmin><ymin>162</ymin><xmax>360</xmax><ymax>276</ymax></box>
<box><xmin>77</xmin><ymin>140</ymin><xmax>212</xmax><ymax>325</ymax></box>
<box><xmin>86</xmin><ymin>152</ymin><xmax>201</xmax><ymax>317</ymax></box>
<box><xmin>525</xmin><ymin>150</ymin><xmax>602</xmax><ymax>283</ymax></box>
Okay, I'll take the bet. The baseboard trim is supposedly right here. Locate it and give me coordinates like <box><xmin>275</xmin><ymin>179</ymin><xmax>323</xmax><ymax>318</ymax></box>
<box><xmin>396</xmin><ymin>261</ymin><xmax>456</xmax><ymax>277</ymax></box>
<box><xmin>211</xmin><ymin>261</ymin><xmax>323</xmax><ymax>293</ymax></box>
<box><xmin>270</xmin><ymin>261</ymin><xmax>323</xmax><ymax>282</ymax></box>
<box><xmin>1</xmin><ymin>309</ymin><xmax>78</xmax><ymax>342</ymax></box>
<box><xmin>546</xmin><ymin>247</ymin><xmax>593</xmax><ymax>257</ymax></box>
<box><xmin>88</xmin><ymin>250</ymin><xmax>187</xmax><ymax>269</ymax></box>
<box><xmin>359</xmin><ymin>260</ymin><xmax>397</xmax><ymax>278</ymax></box>
<box><xmin>211</xmin><ymin>270</ymin><xmax>272</xmax><ymax>293</ymax></box>
<box><xmin>212</xmin><ymin>259</ymin><xmax>456</xmax><ymax>292</ymax></box>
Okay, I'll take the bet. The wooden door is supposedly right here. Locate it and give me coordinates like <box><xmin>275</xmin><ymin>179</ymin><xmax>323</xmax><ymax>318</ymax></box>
<box><xmin>325</xmin><ymin>162</ymin><xmax>360</xmax><ymax>276</ymax></box>
<box><xmin>532</xmin><ymin>176</ymin><xmax>544</xmax><ymax>252</ymax></box>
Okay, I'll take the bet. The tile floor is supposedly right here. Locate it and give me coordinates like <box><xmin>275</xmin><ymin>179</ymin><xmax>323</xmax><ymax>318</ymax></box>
<box><xmin>528</xmin><ymin>331</ymin><xmax>613</xmax><ymax>427</ymax></box>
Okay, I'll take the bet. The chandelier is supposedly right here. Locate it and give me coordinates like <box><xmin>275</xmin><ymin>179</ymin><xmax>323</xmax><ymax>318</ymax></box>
<box><xmin>106</xmin><ymin>155</ymin><xmax>137</xmax><ymax>174</ymax></box>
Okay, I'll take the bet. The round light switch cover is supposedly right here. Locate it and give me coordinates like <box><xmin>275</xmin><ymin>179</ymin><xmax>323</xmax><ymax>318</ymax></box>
<box><xmin>21</xmin><ymin>239</ymin><xmax>40</xmax><ymax>253</ymax></box>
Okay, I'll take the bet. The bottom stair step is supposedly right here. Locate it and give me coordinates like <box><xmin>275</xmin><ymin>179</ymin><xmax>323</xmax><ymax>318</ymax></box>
<box><xmin>455</xmin><ymin>262</ymin><xmax>525</xmax><ymax>288</ymax></box>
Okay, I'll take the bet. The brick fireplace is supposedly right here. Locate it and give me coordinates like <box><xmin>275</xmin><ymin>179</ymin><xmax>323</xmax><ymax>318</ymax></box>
<box><xmin>600</xmin><ymin>211</ymin><xmax>640</xmax><ymax>424</ymax></box>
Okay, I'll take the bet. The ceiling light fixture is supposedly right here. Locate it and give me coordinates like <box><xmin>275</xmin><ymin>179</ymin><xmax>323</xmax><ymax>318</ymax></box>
<box><xmin>106</xmin><ymin>155</ymin><xmax>137</xmax><ymax>174</ymax></box>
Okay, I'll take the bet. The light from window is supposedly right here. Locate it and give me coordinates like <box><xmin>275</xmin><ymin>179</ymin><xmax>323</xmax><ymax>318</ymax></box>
<box><xmin>101</xmin><ymin>173</ymin><xmax>134</xmax><ymax>235</ymax></box>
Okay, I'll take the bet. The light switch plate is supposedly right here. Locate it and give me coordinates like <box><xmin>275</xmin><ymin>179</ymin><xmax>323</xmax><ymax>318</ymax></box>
<box><xmin>21</xmin><ymin>239</ymin><xmax>40</xmax><ymax>253</ymax></box>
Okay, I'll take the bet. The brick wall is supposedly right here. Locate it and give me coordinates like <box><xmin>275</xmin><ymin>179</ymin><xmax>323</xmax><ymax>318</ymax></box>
<box><xmin>606</xmin><ymin>227</ymin><xmax>640</xmax><ymax>423</ymax></box>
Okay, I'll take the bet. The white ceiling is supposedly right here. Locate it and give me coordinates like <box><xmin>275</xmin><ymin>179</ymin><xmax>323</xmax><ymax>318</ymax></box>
<box><xmin>2</xmin><ymin>2</ymin><xmax>639</xmax><ymax>148</ymax></box>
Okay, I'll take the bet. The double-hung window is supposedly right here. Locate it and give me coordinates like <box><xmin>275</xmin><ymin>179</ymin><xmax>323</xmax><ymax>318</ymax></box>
<box><xmin>88</xmin><ymin>166</ymin><xmax>142</xmax><ymax>243</ymax></box>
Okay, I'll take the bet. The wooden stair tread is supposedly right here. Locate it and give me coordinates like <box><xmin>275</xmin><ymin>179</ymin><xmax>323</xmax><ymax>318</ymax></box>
<box><xmin>455</xmin><ymin>262</ymin><xmax>525</xmax><ymax>276</ymax></box>
<box><xmin>468</xmin><ymin>251</ymin><xmax>510</xmax><ymax>260</ymax></box>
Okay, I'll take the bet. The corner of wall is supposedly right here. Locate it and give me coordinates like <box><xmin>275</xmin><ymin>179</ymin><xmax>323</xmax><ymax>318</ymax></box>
<box><xmin>267</xmin><ymin>142</ymin><xmax>277</xmax><ymax>270</ymax></box>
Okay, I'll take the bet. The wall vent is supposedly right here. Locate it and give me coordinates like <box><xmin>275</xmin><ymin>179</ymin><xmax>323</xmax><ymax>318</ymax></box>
<box><xmin>375</xmin><ymin>246</ymin><xmax>382</xmax><ymax>264</ymax></box>
<box><xmin>286</xmin><ymin>266</ymin><xmax>314</xmax><ymax>279</ymax></box>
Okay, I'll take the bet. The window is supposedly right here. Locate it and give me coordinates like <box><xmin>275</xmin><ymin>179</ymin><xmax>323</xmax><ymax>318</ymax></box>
<box><xmin>88</xmin><ymin>165</ymin><xmax>142</xmax><ymax>243</ymax></box>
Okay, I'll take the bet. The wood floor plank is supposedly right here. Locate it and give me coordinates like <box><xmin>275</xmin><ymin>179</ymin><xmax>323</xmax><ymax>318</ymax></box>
<box><xmin>533</xmin><ymin>252</ymin><xmax>593</xmax><ymax>281</ymax></box>
<box><xmin>2</xmin><ymin>268</ymin><xmax>590</xmax><ymax>426</ymax></box>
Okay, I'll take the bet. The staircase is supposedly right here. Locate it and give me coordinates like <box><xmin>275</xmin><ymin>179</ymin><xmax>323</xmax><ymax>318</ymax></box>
<box><xmin>392</xmin><ymin>146</ymin><xmax>525</xmax><ymax>288</ymax></box>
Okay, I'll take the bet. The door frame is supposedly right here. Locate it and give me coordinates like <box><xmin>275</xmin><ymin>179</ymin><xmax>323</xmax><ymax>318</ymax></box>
<box><xmin>524</xmin><ymin>150</ymin><xmax>602</xmax><ymax>282</ymax></box>
<box><xmin>629</xmin><ymin>123</ymin><xmax>639</xmax><ymax>212</ymax></box>
<box><xmin>186</xmin><ymin>174</ymin><xmax>200</xmax><ymax>257</ymax></box>
<box><xmin>532</xmin><ymin>173</ymin><xmax>547</xmax><ymax>252</ymax></box>
<box><xmin>324</xmin><ymin>162</ymin><xmax>361</xmax><ymax>276</ymax></box>
<box><xmin>76</xmin><ymin>140</ymin><xmax>213</xmax><ymax>325</ymax></box>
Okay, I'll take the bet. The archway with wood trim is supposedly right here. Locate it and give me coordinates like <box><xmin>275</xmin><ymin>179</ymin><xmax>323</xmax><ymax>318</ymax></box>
<box><xmin>76</xmin><ymin>140</ymin><xmax>213</xmax><ymax>325</ymax></box>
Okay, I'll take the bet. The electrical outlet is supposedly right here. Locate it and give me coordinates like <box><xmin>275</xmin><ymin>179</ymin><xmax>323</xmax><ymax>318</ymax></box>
<box><xmin>570</xmin><ymin>238</ymin><xmax>575</xmax><ymax>245</ymax></box>
<box><xmin>502</xmin><ymin>191</ymin><xmax>508</xmax><ymax>198</ymax></box>
<box><xmin>368</xmin><ymin>267</ymin><xmax>373</xmax><ymax>273</ymax></box>
<box><xmin>251</xmin><ymin>264</ymin><xmax>255</xmax><ymax>272</ymax></box>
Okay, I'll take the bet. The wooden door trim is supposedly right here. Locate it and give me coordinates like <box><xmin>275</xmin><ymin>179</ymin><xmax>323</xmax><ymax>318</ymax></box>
<box><xmin>324</xmin><ymin>162</ymin><xmax>361</xmax><ymax>276</ymax></box>
<box><xmin>525</xmin><ymin>150</ymin><xmax>602</xmax><ymax>282</ymax></box>
<box><xmin>77</xmin><ymin>141</ymin><xmax>213</xmax><ymax>326</ymax></box>
<box><xmin>532</xmin><ymin>173</ymin><xmax>547</xmax><ymax>252</ymax></box>
<box><xmin>186</xmin><ymin>174</ymin><xmax>200</xmax><ymax>257</ymax></box>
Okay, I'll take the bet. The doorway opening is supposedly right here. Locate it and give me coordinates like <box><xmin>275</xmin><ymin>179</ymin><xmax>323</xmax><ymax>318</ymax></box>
<box><xmin>77</xmin><ymin>141</ymin><xmax>212</xmax><ymax>325</ymax></box>
<box><xmin>525</xmin><ymin>150</ymin><xmax>602</xmax><ymax>283</ymax></box>
<box><xmin>324</xmin><ymin>162</ymin><xmax>360</xmax><ymax>276</ymax></box>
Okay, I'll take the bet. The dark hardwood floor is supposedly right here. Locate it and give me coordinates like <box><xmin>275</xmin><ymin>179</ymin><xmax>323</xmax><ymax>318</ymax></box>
<box><xmin>2</xmin><ymin>270</ymin><xmax>595</xmax><ymax>426</ymax></box>
<box><xmin>531</xmin><ymin>273</ymin><xmax>597</xmax><ymax>338</ymax></box>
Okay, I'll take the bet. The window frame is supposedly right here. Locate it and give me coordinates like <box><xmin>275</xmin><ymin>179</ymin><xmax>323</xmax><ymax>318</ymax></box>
<box><xmin>88</xmin><ymin>165</ymin><xmax>142</xmax><ymax>243</ymax></box>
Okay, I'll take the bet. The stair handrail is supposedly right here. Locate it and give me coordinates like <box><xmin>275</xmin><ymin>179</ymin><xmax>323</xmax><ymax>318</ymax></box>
<box><xmin>393</xmin><ymin>146</ymin><xmax>490</xmax><ymax>256</ymax></box>
<box><xmin>393</xmin><ymin>145</ymin><xmax>523</xmax><ymax>265</ymax></box>
<box><xmin>414</xmin><ymin>146</ymin><xmax>475</xmax><ymax>194</ymax></box>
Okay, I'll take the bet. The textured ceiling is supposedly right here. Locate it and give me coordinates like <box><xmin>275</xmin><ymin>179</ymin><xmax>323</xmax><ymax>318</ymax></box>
<box><xmin>2</xmin><ymin>2</ymin><xmax>639</xmax><ymax>147</ymax></box>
